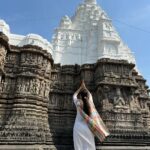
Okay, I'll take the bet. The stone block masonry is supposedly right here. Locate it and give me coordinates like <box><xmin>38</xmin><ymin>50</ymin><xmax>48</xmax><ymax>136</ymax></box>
<box><xmin>0</xmin><ymin>32</ymin><xmax>150</xmax><ymax>149</ymax></box>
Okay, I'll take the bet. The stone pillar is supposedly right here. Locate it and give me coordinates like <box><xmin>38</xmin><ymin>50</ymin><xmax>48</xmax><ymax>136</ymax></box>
<box><xmin>0</xmin><ymin>32</ymin><xmax>10</xmax><ymax>131</ymax></box>
<box><xmin>0</xmin><ymin>45</ymin><xmax>53</xmax><ymax>145</ymax></box>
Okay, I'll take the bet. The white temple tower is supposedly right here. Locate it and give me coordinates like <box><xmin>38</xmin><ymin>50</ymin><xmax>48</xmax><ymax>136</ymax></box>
<box><xmin>52</xmin><ymin>0</ymin><xmax>136</xmax><ymax>65</ymax></box>
<box><xmin>0</xmin><ymin>0</ymin><xmax>136</xmax><ymax>66</ymax></box>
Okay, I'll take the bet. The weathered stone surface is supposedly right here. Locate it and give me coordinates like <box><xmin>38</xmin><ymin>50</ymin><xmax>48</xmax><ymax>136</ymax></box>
<box><xmin>0</xmin><ymin>33</ymin><xmax>150</xmax><ymax>149</ymax></box>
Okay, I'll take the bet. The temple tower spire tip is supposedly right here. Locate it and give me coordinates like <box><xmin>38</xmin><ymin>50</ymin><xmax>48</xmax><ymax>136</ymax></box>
<box><xmin>84</xmin><ymin>0</ymin><xmax>97</xmax><ymax>4</ymax></box>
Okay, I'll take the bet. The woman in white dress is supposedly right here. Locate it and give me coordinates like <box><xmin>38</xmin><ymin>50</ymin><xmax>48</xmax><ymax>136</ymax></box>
<box><xmin>73</xmin><ymin>81</ymin><xmax>109</xmax><ymax>150</ymax></box>
<box><xmin>73</xmin><ymin>81</ymin><xmax>95</xmax><ymax>150</ymax></box>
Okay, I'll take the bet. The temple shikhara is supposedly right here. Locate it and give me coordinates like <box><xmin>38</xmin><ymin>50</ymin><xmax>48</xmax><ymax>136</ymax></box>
<box><xmin>0</xmin><ymin>0</ymin><xmax>150</xmax><ymax>149</ymax></box>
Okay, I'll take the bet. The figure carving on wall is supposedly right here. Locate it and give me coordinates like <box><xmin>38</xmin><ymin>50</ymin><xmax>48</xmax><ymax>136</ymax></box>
<box><xmin>31</xmin><ymin>79</ymin><xmax>38</xmax><ymax>94</ymax></box>
<box><xmin>30</xmin><ymin>53</ymin><xmax>34</xmax><ymax>62</ymax></box>
<box><xmin>113</xmin><ymin>96</ymin><xmax>124</xmax><ymax>107</ymax></box>
<box><xmin>1</xmin><ymin>80</ymin><xmax>6</xmax><ymax>92</ymax></box>
<box><xmin>0</xmin><ymin>46</ymin><xmax>6</xmax><ymax>68</ymax></box>
<box><xmin>16</xmin><ymin>79</ymin><xmax>22</xmax><ymax>92</ymax></box>
<box><xmin>5</xmin><ymin>81</ymin><xmax>10</xmax><ymax>92</ymax></box>
<box><xmin>36</xmin><ymin>79</ymin><xmax>41</xmax><ymax>95</ymax></box>
<box><xmin>102</xmin><ymin>93</ymin><xmax>113</xmax><ymax>111</ymax></box>
<box><xmin>46</xmin><ymin>62</ymin><xmax>51</xmax><ymax>73</ymax></box>
<box><xmin>20</xmin><ymin>80</ymin><xmax>26</xmax><ymax>93</ymax></box>
<box><xmin>24</xmin><ymin>80</ymin><xmax>30</xmax><ymax>92</ymax></box>
<box><xmin>44</xmin><ymin>82</ymin><xmax>50</xmax><ymax>98</ymax></box>
<box><xmin>129</xmin><ymin>93</ymin><xmax>141</xmax><ymax>113</ymax></box>
<box><xmin>39</xmin><ymin>80</ymin><xmax>45</xmax><ymax>96</ymax></box>
<box><xmin>113</xmin><ymin>87</ymin><xmax>130</xmax><ymax>113</ymax></box>
<box><xmin>26</xmin><ymin>53</ymin><xmax>31</xmax><ymax>63</ymax></box>
<box><xmin>42</xmin><ymin>59</ymin><xmax>48</xmax><ymax>68</ymax></box>
<box><xmin>140</xmin><ymin>99</ymin><xmax>146</xmax><ymax>110</ymax></box>
<box><xmin>49</xmin><ymin>94</ymin><xmax>56</xmax><ymax>105</ymax></box>
<box><xmin>98</xmin><ymin>86</ymin><xmax>113</xmax><ymax>111</ymax></box>
<box><xmin>114</xmin><ymin>88</ymin><xmax>126</xmax><ymax>107</ymax></box>
<box><xmin>37</xmin><ymin>55</ymin><xmax>43</xmax><ymax>65</ymax></box>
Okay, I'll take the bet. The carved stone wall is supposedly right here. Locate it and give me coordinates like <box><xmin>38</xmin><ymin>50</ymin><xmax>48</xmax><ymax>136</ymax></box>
<box><xmin>0</xmin><ymin>33</ymin><xmax>150</xmax><ymax>149</ymax></box>
<box><xmin>49</xmin><ymin>60</ymin><xmax>150</xmax><ymax>148</ymax></box>
<box><xmin>0</xmin><ymin>35</ymin><xmax>53</xmax><ymax>145</ymax></box>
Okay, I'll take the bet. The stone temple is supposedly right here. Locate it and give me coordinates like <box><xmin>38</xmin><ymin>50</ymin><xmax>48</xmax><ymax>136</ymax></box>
<box><xmin>0</xmin><ymin>0</ymin><xmax>150</xmax><ymax>149</ymax></box>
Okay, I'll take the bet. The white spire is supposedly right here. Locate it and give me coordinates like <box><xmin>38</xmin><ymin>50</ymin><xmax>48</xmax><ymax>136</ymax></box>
<box><xmin>84</xmin><ymin>0</ymin><xmax>97</xmax><ymax>4</ymax></box>
<box><xmin>51</xmin><ymin>0</ymin><xmax>136</xmax><ymax>65</ymax></box>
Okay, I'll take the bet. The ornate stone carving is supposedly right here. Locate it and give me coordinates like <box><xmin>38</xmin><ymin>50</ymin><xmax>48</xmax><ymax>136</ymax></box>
<box><xmin>114</xmin><ymin>88</ymin><xmax>125</xmax><ymax>107</ymax></box>
<box><xmin>0</xmin><ymin>46</ymin><xmax>6</xmax><ymax>68</ymax></box>
<box><xmin>0</xmin><ymin>46</ymin><xmax>149</xmax><ymax>148</ymax></box>
<box><xmin>129</xmin><ymin>89</ymin><xmax>141</xmax><ymax>113</ymax></box>
<box><xmin>113</xmin><ymin>88</ymin><xmax>130</xmax><ymax>113</ymax></box>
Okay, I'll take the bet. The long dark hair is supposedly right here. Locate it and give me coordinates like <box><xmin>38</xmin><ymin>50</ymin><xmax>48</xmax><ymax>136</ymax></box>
<box><xmin>79</xmin><ymin>90</ymin><xmax>90</xmax><ymax>116</ymax></box>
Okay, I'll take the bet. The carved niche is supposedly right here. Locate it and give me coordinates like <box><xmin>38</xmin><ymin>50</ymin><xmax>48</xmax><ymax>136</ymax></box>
<box><xmin>96</xmin><ymin>86</ymin><xmax>113</xmax><ymax>111</ymax></box>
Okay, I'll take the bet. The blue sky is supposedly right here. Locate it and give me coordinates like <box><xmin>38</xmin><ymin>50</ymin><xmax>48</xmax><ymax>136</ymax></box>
<box><xmin>0</xmin><ymin>0</ymin><xmax>150</xmax><ymax>87</ymax></box>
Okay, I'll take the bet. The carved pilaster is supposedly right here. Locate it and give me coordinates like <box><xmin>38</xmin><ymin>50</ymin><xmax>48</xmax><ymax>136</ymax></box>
<box><xmin>0</xmin><ymin>45</ymin><xmax>53</xmax><ymax>144</ymax></box>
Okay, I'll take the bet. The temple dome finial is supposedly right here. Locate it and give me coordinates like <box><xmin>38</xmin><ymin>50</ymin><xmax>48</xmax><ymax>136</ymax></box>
<box><xmin>84</xmin><ymin>0</ymin><xmax>97</xmax><ymax>4</ymax></box>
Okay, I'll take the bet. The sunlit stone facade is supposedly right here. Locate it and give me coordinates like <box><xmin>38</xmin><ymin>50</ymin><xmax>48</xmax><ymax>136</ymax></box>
<box><xmin>0</xmin><ymin>0</ymin><xmax>149</xmax><ymax>149</ymax></box>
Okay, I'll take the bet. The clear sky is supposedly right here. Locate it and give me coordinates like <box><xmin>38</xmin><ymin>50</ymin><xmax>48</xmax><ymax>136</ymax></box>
<box><xmin>0</xmin><ymin>0</ymin><xmax>150</xmax><ymax>87</ymax></box>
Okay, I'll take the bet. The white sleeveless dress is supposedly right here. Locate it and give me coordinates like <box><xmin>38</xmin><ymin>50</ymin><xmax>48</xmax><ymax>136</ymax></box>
<box><xmin>73</xmin><ymin>94</ymin><xmax>96</xmax><ymax>150</ymax></box>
